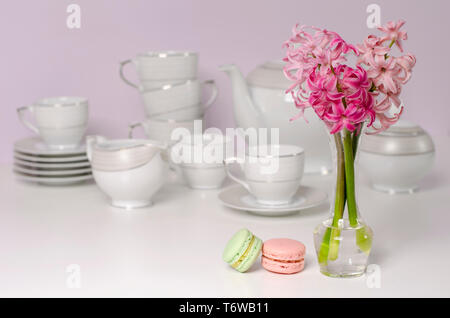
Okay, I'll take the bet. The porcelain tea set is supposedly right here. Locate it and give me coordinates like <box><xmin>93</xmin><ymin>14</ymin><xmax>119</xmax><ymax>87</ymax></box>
<box><xmin>14</xmin><ymin>51</ymin><xmax>436</xmax><ymax>213</ymax></box>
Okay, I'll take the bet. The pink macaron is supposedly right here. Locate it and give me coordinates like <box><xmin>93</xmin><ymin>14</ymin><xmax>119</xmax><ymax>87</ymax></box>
<box><xmin>261</xmin><ymin>238</ymin><xmax>306</xmax><ymax>274</ymax></box>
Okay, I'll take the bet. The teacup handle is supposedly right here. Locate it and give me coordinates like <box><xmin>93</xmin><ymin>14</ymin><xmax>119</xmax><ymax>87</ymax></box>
<box><xmin>128</xmin><ymin>122</ymin><xmax>144</xmax><ymax>138</ymax></box>
<box><xmin>17</xmin><ymin>106</ymin><xmax>39</xmax><ymax>134</ymax></box>
<box><xmin>202</xmin><ymin>80</ymin><xmax>218</xmax><ymax>110</ymax></box>
<box><xmin>119</xmin><ymin>59</ymin><xmax>139</xmax><ymax>88</ymax></box>
<box><xmin>223</xmin><ymin>157</ymin><xmax>250</xmax><ymax>191</ymax></box>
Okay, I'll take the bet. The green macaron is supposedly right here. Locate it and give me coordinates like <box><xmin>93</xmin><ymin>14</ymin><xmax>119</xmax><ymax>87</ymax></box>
<box><xmin>223</xmin><ymin>228</ymin><xmax>263</xmax><ymax>273</ymax></box>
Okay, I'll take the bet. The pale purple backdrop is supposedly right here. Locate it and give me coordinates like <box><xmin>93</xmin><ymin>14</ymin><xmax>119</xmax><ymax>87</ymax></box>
<box><xmin>1</xmin><ymin>0</ymin><xmax>449</xmax><ymax>163</ymax></box>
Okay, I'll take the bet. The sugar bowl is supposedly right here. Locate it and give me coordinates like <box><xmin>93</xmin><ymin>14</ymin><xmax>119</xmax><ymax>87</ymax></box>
<box><xmin>358</xmin><ymin>120</ymin><xmax>435</xmax><ymax>194</ymax></box>
<box><xmin>86</xmin><ymin>136</ymin><xmax>169</xmax><ymax>209</ymax></box>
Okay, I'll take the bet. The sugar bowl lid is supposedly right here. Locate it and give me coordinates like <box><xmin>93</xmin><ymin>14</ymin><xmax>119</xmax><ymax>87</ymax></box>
<box><xmin>359</xmin><ymin>120</ymin><xmax>435</xmax><ymax>156</ymax></box>
<box><xmin>246</xmin><ymin>60</ymin><xmax>292</xmax><ymax>90</ymax></box>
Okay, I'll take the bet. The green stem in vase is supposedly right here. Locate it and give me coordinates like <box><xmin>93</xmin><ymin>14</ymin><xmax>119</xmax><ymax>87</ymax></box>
<box><xmin>344</xmin><ymin>128</ymin><xmax>372</xmax><ymax>254</ymax></box>
<box><xmin>343</xmin><ymin>129</ymin><xmax>358</xmax><ymax>227</ymax></box>
<box><xmin>328</xmin><ymin>133</ymin><xmax>346</xmax><ymax>261</ymax></box>
<box><xmin>318</xmin><ymin>132</ymin><xmax>346</xmax><ymax>264</ymax></box>
<box><xmin>352</xmin><ymin>126</ymin><xmax>361</xmax><ymax>157</ymax></box>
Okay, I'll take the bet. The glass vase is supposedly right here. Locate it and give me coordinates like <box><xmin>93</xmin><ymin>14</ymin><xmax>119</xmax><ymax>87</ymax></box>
<box><xmin>313</xmin><ymin>127</ymin><xmax>373</xmax><ymax>278</ymax></box>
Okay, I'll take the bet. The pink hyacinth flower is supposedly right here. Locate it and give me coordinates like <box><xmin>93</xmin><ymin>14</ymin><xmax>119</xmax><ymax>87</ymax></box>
<box><xmin>378</xmin><ymin>20</ymin><xmax>408</xmax><ymax>52</ymax></box>
<box><xmin>395</xmin><ymin>53</ymin><xmax>416</xmax><ymax>84</ymax></box>
<box><xmin>367</xmin><ymin>55</ymin><xmax>401</xmax><ymax>94</ymax></box>
<box><xmin>356</xmin><ymin>35</ymin><xmax>389</xmax><ymax>65</ymax></box>
<box><xmin>325</xmin><ymin>101</ymin><xmax>367</xmax><ymax>134</ymax></box>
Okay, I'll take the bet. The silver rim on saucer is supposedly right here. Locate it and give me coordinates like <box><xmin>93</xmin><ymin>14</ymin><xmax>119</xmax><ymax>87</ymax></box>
<box><xmin>14</xmin><ymin>137</ymin><xmax>86</xmax><ymax>156</ymax></box>
<box><xmin>14</xmin><ymin>151</ymin><xmax>88</xmax><ymax>163</ymax></box>
<box><xmin>13</xmin><ymin>164</ymin><xmax>91</xmax><ymax>176</ymax></box>
<box><xmin>13</xmin><ymin>157</ymin><xmax>90</xmax><ymax>169</ymax></box>
<box><xmin>14</xmin><ymin>171</ymin><xmax>93</xmax><ymax>185</ymax></box>
<box><xmin>218</xmin><ymin>185</ymin><xmax>327</xmax><ymax>216</ymax></box>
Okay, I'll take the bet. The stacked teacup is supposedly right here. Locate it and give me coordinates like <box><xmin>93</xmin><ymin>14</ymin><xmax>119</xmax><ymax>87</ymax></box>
<box><xmin>120</xmin><ymin>51</ymin><xmax>217</xmax><ymax>130</ymax></box>
<box><xmin>14</xmin><ymin>97</ymin><xmax>91</xmax><ymax>185</ymax></box>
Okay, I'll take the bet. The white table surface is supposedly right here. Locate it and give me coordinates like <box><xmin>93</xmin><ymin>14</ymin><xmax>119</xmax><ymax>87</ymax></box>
<box><xmin>1</xmin><ymin>135</ymin><xmax>449</xmax><ymax>298</ymax></box>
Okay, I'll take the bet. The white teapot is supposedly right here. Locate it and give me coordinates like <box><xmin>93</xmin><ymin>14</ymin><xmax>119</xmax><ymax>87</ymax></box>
<box><xmin>220</xmin><ymin>61</ymin><xmax>331</xmax><ymax>175</ymax></box>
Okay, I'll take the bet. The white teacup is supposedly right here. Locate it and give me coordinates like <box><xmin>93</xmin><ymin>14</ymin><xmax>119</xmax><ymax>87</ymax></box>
<box><xmin>120</xmin><ymin>51</ymin><xmax>198</xmax><ymax>88</ymax></box>
<box><xmin>152</xmin><ymin>104</ymin><xmax>204</xmax><ymax>121</ymax></box>
<box><xmin>224</xmin><ymin>144</ymin><xmax>305</xmax><ymax>205</ymax></box>
<box><xmin>172</xmin><ymin>133</ymin><xmax>232</xmax><ymax>189</ymax></box>
<box><xmin>17</xmin><ymin>97</ymin><xmax>88</xmax><ymax>149</ymax></box>
<box><xmin>179</xmin><ymin>164</ymin><xmax>227</xmax><ymax>190</ymax></box>
<box><xmin>140</xmin><ymin>79</ymin><xmax>218</xmax><ymax>117</ymax></box>
<box><xmin>138</xmin><ymin>79</ymin><xmax>187</xmax><ymax>91</ymax></box>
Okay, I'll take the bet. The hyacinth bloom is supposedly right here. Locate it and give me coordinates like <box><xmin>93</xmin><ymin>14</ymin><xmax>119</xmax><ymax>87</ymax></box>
<box><xmin>325</xmin><ymin>101</ymin><xmax>368</xmax><ymax>134</ymax></box>
<box><xmin>367</xmin><ymin>55</ymin><xmax>400</xmax><ymax>94</ymax></box>
<box><xmin>378</xmin><ymin>20</ymin><xmax>408</xmax><ymax>52</ymax></box>
<box><xmin>356</xmin><ymin>35</ymin><xmax>389</xmax><ymax>65</ymax></box>
<box><xmin>283</xmin><ymin>20</ymin><xmax>415</xmax><ymax>135</ymax></box>
<box><xmin>282</xmin><ymin>20</ymin><xmax>415</xmax><ymax>266</ymax></box>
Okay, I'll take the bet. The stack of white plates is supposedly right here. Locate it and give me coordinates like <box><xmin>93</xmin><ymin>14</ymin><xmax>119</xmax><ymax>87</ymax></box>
<box><xmin>13</xmin><ymin>137</ymin><xmax>92</xmax><ymax>185</ymax></box>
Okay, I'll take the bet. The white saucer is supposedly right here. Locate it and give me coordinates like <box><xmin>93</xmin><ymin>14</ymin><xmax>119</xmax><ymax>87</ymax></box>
<box><xmin>14</xmin><ymin>157</ymin><xmax>90</xmax><ymax>169</ymax></box>
<box><xmin>14</xmin><ymin>171</ymin><xmax>93</xmax><ymax>185</ymax></box>
<box><xmin>14</xmin><ymin>151</ymin><xmax>88</xmax><ymax>163</ymax></box>
<box><xmin>14</xmin><ymin>164</ymin><xmax>91</xmax><ymax>176</ymax></box>
<box><xmin>14</xmin><ymin>137</ymin><xmax>86</xmax><ymax>156</ymax></box>
<box><xmin>218</xmin><ymin>185</ymin><xmax>327</xmax><ymax>216</ymax></box>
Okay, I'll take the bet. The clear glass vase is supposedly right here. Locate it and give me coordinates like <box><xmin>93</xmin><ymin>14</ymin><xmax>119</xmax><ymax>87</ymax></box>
<box><xmin>313</xmin><ymin>128</ymin><xmax>373</xmax><ymax>278</ymax></box>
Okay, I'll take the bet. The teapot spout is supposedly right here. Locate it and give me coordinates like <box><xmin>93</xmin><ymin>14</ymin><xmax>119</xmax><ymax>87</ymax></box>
<box><xmin>219</xmin><ymin>64</ymin><xmax>264</xmax><ymax>129</ymax></box>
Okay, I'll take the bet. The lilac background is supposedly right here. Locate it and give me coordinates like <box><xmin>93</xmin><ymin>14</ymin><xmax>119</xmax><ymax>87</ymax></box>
<box><xmin>1</xmin><ymin>0</ymin><xmax>449</xmax><ymax>163</ymax></box>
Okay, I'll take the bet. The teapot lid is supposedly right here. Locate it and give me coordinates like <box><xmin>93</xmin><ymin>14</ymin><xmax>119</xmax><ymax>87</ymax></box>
<box><xmin>246</xmin><ymin>61</ymin><xmax>292</xmax><ymax>90</ymax></box>
<box><xmin>360</xmin><ymin>120</ymin><xmax>435</xmax><ymax>156</ymax></box>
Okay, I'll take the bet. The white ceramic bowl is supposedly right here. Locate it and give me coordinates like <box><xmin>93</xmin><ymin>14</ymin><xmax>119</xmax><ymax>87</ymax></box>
<box><xmin>358</xmin><ymin>120</ymin><xmax>435</xmax><ymax>194</ymax></box>
<box><xmin>87</xmin><ymin>137</ymin><xmax>168</xmax><ymax>209</ymax></box>
<box><xmin>180</xmin><ymin>164</ymin><xmax>227</xmax><ymax>189</ymax></box>
<box><xmin>358</xmin><ymin>152</ymin><xmax>435</xmax><ymax>194</ymax></box>
<box><xmin>172</xmin><ymin>132</ymin><xmax>232</xmax><ymax>189</ymax></box>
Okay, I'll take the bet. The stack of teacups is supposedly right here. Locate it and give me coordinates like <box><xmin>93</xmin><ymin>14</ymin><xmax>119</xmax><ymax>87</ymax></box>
<box><xmin>224</xmin><ymin>144</ymin><xmax>305</xmax><ymax>206</ymax></box>
<box><xmin>120</xmin><ymin>51</ymin><xmax>218</xmax><ymax>120</ymax></box>
<box><xmin>14</xmin><ymin>97</ymin><xmax>91</xmax><ymax>185</ymax></box>
<box><xmin>86</xmin><ymin>136</ymin><xmax>169</xmax><ymax>209</ymax></box>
